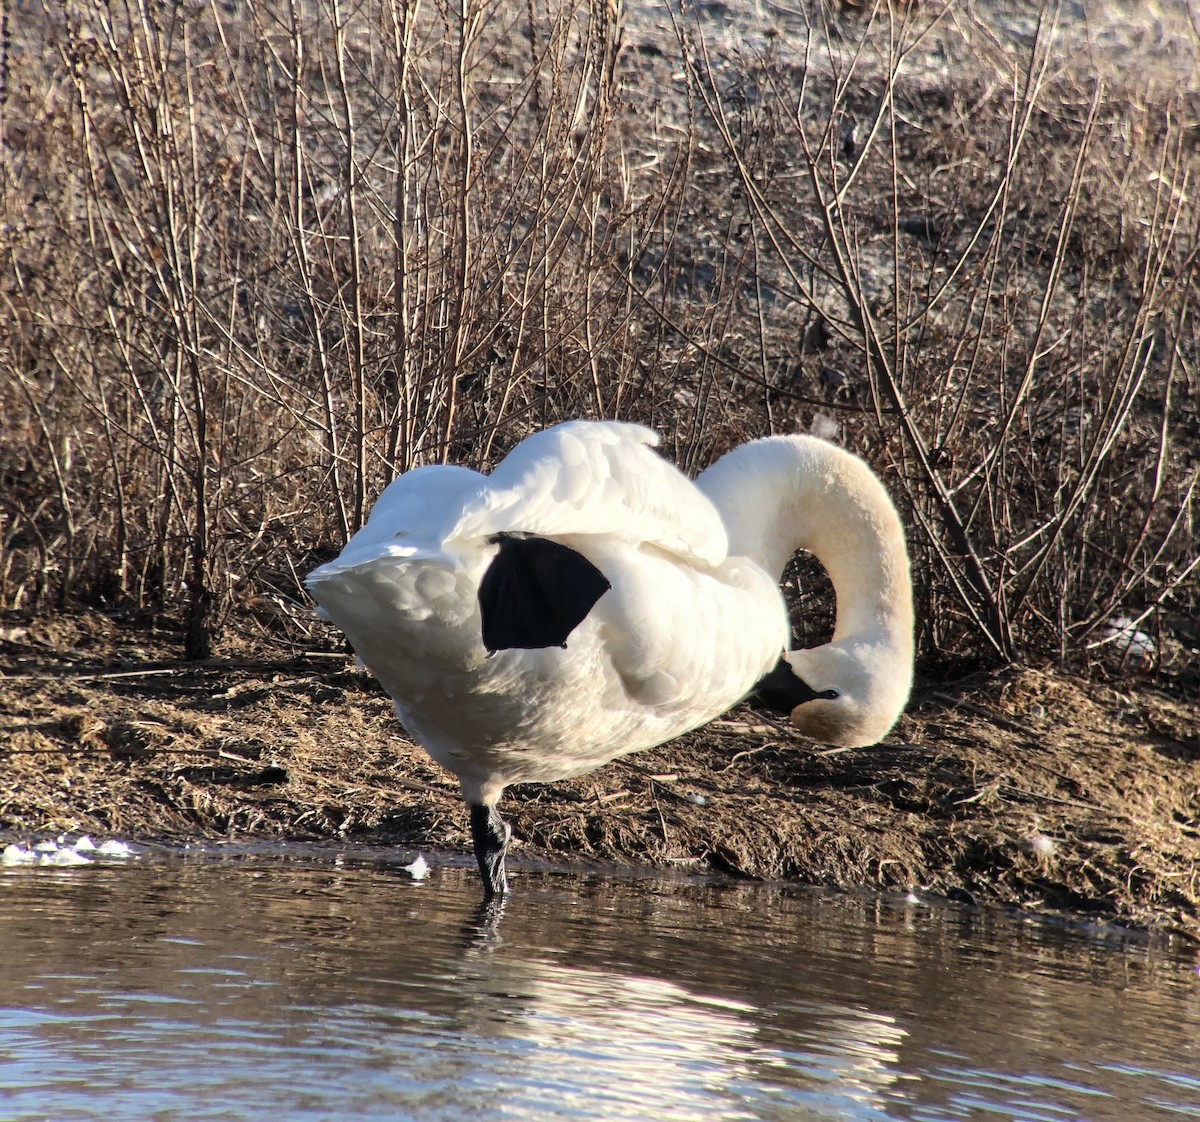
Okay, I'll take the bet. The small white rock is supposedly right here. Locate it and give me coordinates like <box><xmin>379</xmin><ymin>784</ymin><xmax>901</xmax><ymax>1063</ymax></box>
<box><xmin>73</xmin><ymin>835</ymin><xmax>97</xmax><ymax>852</ymax></box>
<box><xmin>96</xmin><ymin>839</ymin><xmax>135</xmax><ymax>858</ymax></box>
<box><xmin>1101</xmin><ymin>616</ymin><xmax>1155</xmax><ymax>669</ymax></box>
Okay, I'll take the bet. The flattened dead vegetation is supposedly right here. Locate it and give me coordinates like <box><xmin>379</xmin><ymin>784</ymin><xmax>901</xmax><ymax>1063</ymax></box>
<box><xmin>2</xmin><ymin>613</ymin><xmax>1196</xmax><ymax>942</ymax></box>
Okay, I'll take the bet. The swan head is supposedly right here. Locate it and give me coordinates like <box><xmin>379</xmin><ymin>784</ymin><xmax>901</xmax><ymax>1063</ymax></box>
<box><xmin>782</xmin><ymin>640</ymin><xmax>911</xmax><ymax>748</ymax></box>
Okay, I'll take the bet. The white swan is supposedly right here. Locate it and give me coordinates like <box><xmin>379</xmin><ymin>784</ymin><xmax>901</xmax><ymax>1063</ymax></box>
<box><xmin>306</xmin><ymin>420</ymin><xmax>913</xmax><ymax>898</ymax></box>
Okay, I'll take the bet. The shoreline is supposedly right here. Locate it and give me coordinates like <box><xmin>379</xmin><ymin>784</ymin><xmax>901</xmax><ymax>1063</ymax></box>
<box><xmin>3</xmin><ymin>613</ymin><xmax>1197</xmax><ymax>944</ymax></box>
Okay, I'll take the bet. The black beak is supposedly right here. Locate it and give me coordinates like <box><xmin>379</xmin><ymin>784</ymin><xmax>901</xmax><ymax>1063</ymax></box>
<box><xmin>749</xmin><ymin>656</ymin><xmax>838</xmax><ymax>714</ymax></box>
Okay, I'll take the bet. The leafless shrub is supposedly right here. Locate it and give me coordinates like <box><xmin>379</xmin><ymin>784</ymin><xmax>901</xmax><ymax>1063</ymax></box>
<box><xmin>1</xmin><ymin>0</ymin><xmax>1197</xmax><ymax>679</ymax></box>
<box><xmin>2</xmin><ymin>0</ymin><xmax>680</xmax><ymax>655</ymax></box>
<box><xmin>680</xmin><ymin>0</ymin><xmax>1200</xmax><ymax>674</ymax></box>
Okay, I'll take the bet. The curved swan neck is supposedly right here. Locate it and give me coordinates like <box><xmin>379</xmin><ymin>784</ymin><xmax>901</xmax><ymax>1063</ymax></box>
<box><xmin>696</xmin><ymin>436</ymin><xmax>912</xmax><ymax>646</ymax></box>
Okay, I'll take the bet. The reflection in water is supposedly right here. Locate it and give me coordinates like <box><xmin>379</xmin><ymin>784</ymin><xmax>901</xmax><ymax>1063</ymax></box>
<box><xmin>0</xmin><ymin>852</ymin><xmax>1197</xmax><ymax>1121</ymax></box>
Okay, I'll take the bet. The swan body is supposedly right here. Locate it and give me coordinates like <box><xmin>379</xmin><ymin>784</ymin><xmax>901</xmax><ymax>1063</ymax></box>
<box><xmin>306</xmin><ymin>420</ymin><xmax>912</xmax><ymax>897</ymax></box>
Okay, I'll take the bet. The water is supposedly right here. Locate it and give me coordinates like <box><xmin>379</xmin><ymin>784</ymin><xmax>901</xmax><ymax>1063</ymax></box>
<box><xmin>1</xmin><ymin>849</ymin><xmax>1197</xmax><ymax>1121</ymax></box>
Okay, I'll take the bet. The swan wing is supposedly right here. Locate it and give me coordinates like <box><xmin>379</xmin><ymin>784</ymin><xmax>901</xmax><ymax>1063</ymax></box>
<box><xmin>445</xmin><ymin>421</ymin><xmax>728</xmax><ymax>566</ymax></box>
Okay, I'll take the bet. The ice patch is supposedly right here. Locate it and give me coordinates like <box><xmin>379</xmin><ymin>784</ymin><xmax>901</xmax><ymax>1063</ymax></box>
<box><xmin>1</xmin><ymin>836</ymin><xmax>137</xmax><ymax>867</ymax></box>
<box><xmin>2</xmin><ymin>843</ymin><xmax>37</xmax><ymax>866</ymax></box>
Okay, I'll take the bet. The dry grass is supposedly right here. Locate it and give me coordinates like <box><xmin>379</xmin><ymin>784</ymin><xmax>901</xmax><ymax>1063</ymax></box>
<box><xmin>2</xmin><ymin>0</ymin><xmax>1198</xmax><ymax>680</ymax></box>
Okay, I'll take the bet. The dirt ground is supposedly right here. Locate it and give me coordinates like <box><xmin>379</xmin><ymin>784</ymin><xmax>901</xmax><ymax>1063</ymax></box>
<box><xmin>2</xmin><ymin>610</ymin><xmax>1197</xmax><ymax>944</ymax></box>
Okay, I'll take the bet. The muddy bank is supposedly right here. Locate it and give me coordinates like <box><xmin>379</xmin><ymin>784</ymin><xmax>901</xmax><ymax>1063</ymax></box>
<box><xmin>1</xmin><ymin>612</ymin><xmax>1197</xmax><ymax>943</ymax></box>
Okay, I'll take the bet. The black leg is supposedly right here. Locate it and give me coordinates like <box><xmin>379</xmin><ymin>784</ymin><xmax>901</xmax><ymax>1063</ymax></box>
<box><xmin>469</xmin><ymin>802</ymin><xmax>511</xmax><ymax>899</ymax></box>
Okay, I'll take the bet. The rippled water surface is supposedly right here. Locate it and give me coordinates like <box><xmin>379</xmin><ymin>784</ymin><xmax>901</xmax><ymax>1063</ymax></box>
<box><xmin>1</xmin><ymin>849</ymin><xmax>1197</xmax><ymax>1121</ymax></box>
